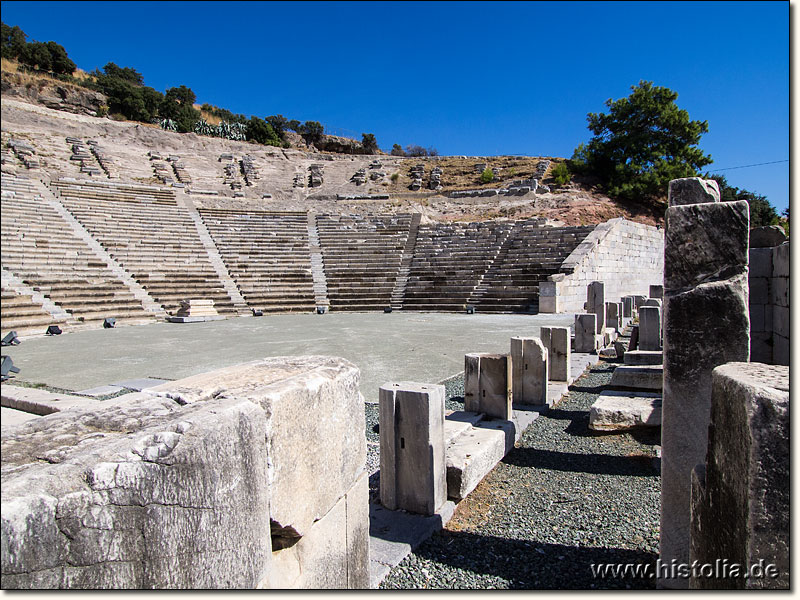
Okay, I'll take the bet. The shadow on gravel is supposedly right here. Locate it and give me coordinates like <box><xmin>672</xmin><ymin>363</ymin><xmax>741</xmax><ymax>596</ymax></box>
<box><xmin>412</xmin><ymin>529</ymin><xmax>657</xmax><ymax>589</ymax></box>
<box><xmin>503</xmin><ymin>447</ymin><xmax>658</xmax><ymax>477</ymax></box>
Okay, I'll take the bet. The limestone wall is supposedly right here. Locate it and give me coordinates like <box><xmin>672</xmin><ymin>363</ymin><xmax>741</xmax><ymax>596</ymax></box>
<box><xmin>1</xmin><ymin>356</ymin><xmax>369</xmax><ymax>589</ymax></box>
<box><xmin>539</xmin><ymin>218</ymin><xmax>663</xmax><ymax>313</ymax></box>
<box><xmin>749</xmin><ymin>241</ymin><xmax>789</xmax><ymax>365</ymax></box>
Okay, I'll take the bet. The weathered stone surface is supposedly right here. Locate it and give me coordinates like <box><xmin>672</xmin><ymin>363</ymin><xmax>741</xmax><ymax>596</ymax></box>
<box><xmin>547</xmin><ymin>327</ymin><xmax>570</xmax><ymax>382</ymax></box>
<box><xmin>1</xmin><ymin>393</ymin><xmax>271</xmax><ymax>588</ymax></box>
<box><xmin>749</xmin><ymin>225</ymin><xmax>786</xmax><ymax>248</ymax></box>
<box><xmin>463</xmin><ymin>353</ymin><xmax>481</xmax><ymax>413</ymax></box>
<box><xmin>510</xmin><ymin>337</ymin><xmax>548</xmax><ymax>406</ymax></box>
<box><xmin>689</xmin><ymin>363</ymin><xmax>788</xmax><ymax>589</ymax></box>
<box><xmin>649</xmin><ymin>285</ymin><xmax>664</xmax><ymax>300</ymax></box>
<box><xmin>664</xmin><ymin>200</ymin><xmax>749</xmax><ymax>291</ymax></box>
<box><xmin>589</xmin><ymin>391</ymin><xmax>662</xmax><ymax>431</ymax></box>
<box><xmin>668</xmin><ymin>177</ymin><xmax>720</xmax><ymax>206</ymax></box>
<box><xmin>478</xmin><ymin>354</ymin><xmax>512</xmax><ymax>419</ymax></box>
<box><xmin>379</xmin><ymin>382</ymin><xmax>446</xmax><ymax>516</ymax></box>
<box><xmin>660</xmin><ymin>194</ymin><xmax>750</xmax><ymax>589</ymax></box>
<box><xmin>574</xmin><ymin>313</ymin><xmax>597</xmax><ymax>353</ymax></box>
<box><xmin>150</xmin><ymin>356</ymin><xmax>365</xmax><ymax>541</ymax></box>
<box><xmin>606</xmin><ymin>302</ymin><xmax>622</xmax><ymax>332</ymax></box>
<box><xmin>446</xmin><ymin>419</ymin><xmax>514</xmax><ymax>501</ymax></box>
<box><xmin>638</xmin><ymin>305</ymin><xmax>661</xmax><ymax>351</ymax></box>
<box><xmin>622</xmin><ymin>296</ymin><xmax>634</xmax><ymax>318</ymax></box>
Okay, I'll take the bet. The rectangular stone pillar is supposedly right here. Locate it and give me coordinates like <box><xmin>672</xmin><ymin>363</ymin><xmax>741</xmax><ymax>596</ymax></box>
<box><xmin>463</xmin><ymin>353</ymin><xmax>511</xmax><ymax>419</ymax></box>
<box><xmin>542</xmin><ymin>326</ymin><xmax>570</xmax><ymax>382</ymax></box>
<box><xmin>622</xmin><ymin>296</ymin><xmax>634</xmax><ymax>319</ymax></box>
<box><xmin>638</xmin><ymin>306</ymin><xmax>661</xmax><ymax>351</ymax></box>
<box><xmin>649</xmin><ymin>284</ymin><xmax>664</xmax><ymax>299</ymax></box>
<box><xmin>689</xmin><ymin>363</ymin><xmax>789</xmax><ymax>589</ymax></box>
<box><xmin>586</xmin><ymin>281</ymin><xmax>605</xmax><ymax>333</ymax></box>
<box><xmin>379</xmin><ymin>382</ymin><xmax>446</xmax><ymax>516</ymax></box>
<box><xmin>659</xmin><ymin>178</ymin><xmax>750</xmax><ymax>589</ymax></box>
<box><xmin>633</xmin><ymin>295</ymin><xmax>647</xmax><ymax>310</ymax></box>
<box><xmin>510</xmin><ymin>337</ymin><xmax>548</xmax><ymax>406</ymax></box>
<box><xmin>574</xmin><ymin>313</ymin><xmax>597</xmax><ymax>353</ymax></box>
<box><xmin>606</xmin><ymin>302</ymin><xmax>622</xmax><ymax>332</ymax></box>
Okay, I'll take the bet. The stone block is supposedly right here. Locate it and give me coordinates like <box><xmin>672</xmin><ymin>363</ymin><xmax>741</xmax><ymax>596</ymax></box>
<box><xmin>510</xmin><ymin>337</ymin><xmax>548</xmax><ymax>406</ymax></box>
<box><xmin>667</xmin><ymin>177</ymin><xmax>720</xmax><ymax>206</ymax></box>
<box><xmin>606</xmin><ymin>302</ymin><xmax>621</xmax><ymax>332</ymax></box>
<box><xmin>689</xmin><ymin>363</ymin><xmax>788</xmax><ymax>589</ymax></box>
<box><xmin>643</xmin><ymin>298</ymin><xmax>662</xmax><ymax>308</ymax></box>
<box><xmin>632</xmin><ymin>295</ymin><xmax>647</xmax><ymax>310</ymax></box>
<box><xmin>379</xmin><ymin>382</ymin><xmax>446</xmax><ymax>516</ymax></box>
<box><xmin>609</xmin><ymin>364</ymin><xmax>663</xmax><ymax>391</ymax></box>
<box><xmin>1</xmin><ymin>393</ymin><xmax>272</xmax><ymax>589</ymax></box>
<box><xmin>638</xmin><ymin>306</ymin><xmax>661</xmax><ymax>351</ymax></box>
<box><xmin>464</xmin><ymin>353</ymin><xmax>481</xmax><ymax>413</ymax></box>
<box><xmin>660</xmin><ymin>193</ymin><xmax>750</xmax><ymax>588</ymax></box>
<box><xmin>773</xmin><ymin>334</ymin><xmax>789</xmax><ymax>366</ymax></box>
<box><xmin>749</xmin><ymin>225</ymin><xmax>786</xmax><ymax>248</ymax></box>
<box><xmin>649</xmin><ymin>284</ymin><xmax>664</xmax><ymax>299</ymax></box>
<box><xmin>587</xmin><ymin>281</ymin><xmax>605</xmax><ymax>333</ymax></box>
<box><xmin>150</xmin><ymin>356</ymin><xmax>365</xmax><ymax>542</ymax></box>
<box><xmin>664</xmin><ymin>200</ymin><xmax>749</xmax><ymax>291</ymax></box>
<box><xmin>542</xmin><ymin>326</ymin><xmax>570</xmax><ymax>382</ymax></box>
<box><xmin>588</xmin><ymin>391</ymin><xmax>662</xmax><ymax>431</ymax></box>
<box><xmin>772</xmin><ymin>242</ymin><xmax>789</xmax><ymax>277</ymax></box>
<box><xmin>770</xmin><ymin>275</ymin><xmax>788</xmax><ymax>307</ymax></box>
<box><xmin>748</xmin><ymin>247</ymin><xmax>773</xmax><ymax>278</ymax></box>
<box><xmin>622</xmin><ymin>296</ymin><xmax>634</xmax><ymax>318</ymax></box>
<box><xmin>477</xmin><ymin>354</ymin><xmax>512</xmax><ymax>420</ymax></box>
<box><xmin>772</xmin><ymin>304</ymin><xmax>789</xmax><ymax>338</ymax></box>
<box><xmin>623</xmin><ymin>350</ymin><xmax>663</xmax><ymax>365</ymax></box>
<box><xmin>446</xmin><ymin>419</ymin><xmax>514</xmax><ymax>501</ymax></box>
<box><xmin>749</xmin><ymin>331</ymin><xmax>773</xmax><ymax>365</ymax></box>
<box><xmin>574</xmin><ymin>313</ymin><xmax>597</xmax><ymax>353</ymax></box>
<box><xmin>748</xmin><ymin>277</ymin><xmax>769</xmax><ymax>305</ymax></box>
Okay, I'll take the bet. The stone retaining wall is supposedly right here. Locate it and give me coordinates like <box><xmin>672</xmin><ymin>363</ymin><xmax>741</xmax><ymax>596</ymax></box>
<box><xmin>749</xmin><ymin>241</ymin><xmax>789</xmax><ymax>365</ymax></box>
<box><xmin>1</xmin><ymin>356</ymin><xmax>369</xmax><ymax>589</ymax></box>
<box><xmin>539</xmin><ymin>218</ymin><xmax>663</xmax><ymax>313</ymax></box>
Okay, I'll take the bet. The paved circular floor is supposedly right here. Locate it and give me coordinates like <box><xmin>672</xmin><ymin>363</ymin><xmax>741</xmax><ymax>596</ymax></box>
<box><xmin>2</xmin><ymin>311</ymin><xmax>576</xmax><ymax>401</ymax></box>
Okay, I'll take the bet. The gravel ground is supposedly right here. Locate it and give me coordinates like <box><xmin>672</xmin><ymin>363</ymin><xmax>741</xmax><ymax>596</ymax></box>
<box><xmin>379</xmin><ymin>354</ymin><xmax>661</xmax><ymax>589</ymax></box>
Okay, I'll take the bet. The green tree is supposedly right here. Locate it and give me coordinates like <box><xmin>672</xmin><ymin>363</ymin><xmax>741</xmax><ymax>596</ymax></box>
<box><xmin>245</xmin><ymin>116</ymin><xmax>281</xmax><ymax>146</ymax></box>
<box><xmin>298</xmin><ymin>120</ymin><xmax>324</xmax><ymax>145</ymax></box>
<box><xmin>21</xmin><ymin>41</ymin><xmax>52</xmax><ymax>71</ymax></box>
<box><xmin>390</xmin><ymin>143</ymin><xmax>405</xmax><ymax>156</ymax></box>
<box><xmin>708</xmin><ymin>174</ymin><xmax>779</xmax><ymax>227</ymax></box>
<box><xmin>479</xmin><ymin>167</ymin><xmax>494</xmax><ymax>183</ymax></box>
<box><xmin>266</xmin><ymin>114</ymin><xmax>289</xmax><ymax>138</ymax></box>
<box><xmin>551</xmin><ymin>162</ymin><xmax>571</xmax><ymax>186</ymax></box>
<box><xmin>570</xmin><ymin>80</ymin><xmax>712</xmax><ymax>203</ymax></box>
<box><xmin>94</xmin><ymin>62</ymin><xmax>144</xmax><ymax>85</ymax></box>
<box><xmin>160</xmin><ymin>86</ymin><xmax>200</xmax><ymax>132</ymax></box>
<box><xmin>46</xmin><ymin>41</ymin><xmax>76</xmax><ymax>75</ymax></box>
<box><xmin>361</xmin><ymin>133</ymin><xmax>378</xmax><ymax>154</ymax></box>
<box><xmin>287</xmin><ymin>119</ymin><xmax>301</xmax><ymax>132</ymax></box>
<box><xmin>1</xmin><ymin>23</ymin><xmax>27</xmax><ymax>60</ymax></box>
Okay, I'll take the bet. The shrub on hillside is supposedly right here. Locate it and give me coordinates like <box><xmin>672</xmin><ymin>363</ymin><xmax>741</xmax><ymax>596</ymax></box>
<box><xmin>390</xmin><ymin>144</ymin><xmax>405</xmax><ymax>156</ymax></box>
<box><xmin>551</xmin><ymin>162</ymin><xmax>570</xmax><ymax>186</ymax></box>
<box><xmin>298</xmin><ymin>120</ymin><xmax>324</xmax><ymax>145</ymax></box>
<box><xmin>90</xmin><ymin>62</ymin><xmax>163</xmax><ymax>123</ymax></box>
<box><xmin>160</xmin><ymin>85</ymin><xmax>200</xmax><ymax>133</ymax></box>
<box><xmin>245</xmin><ymin>116</ymin><xmax>281</xmax><ymax>146</ymax></box>
<box><xmin>361</xmin><ymin>133</ymin><xmax>378</xmax><ymax>154</ymax></box>
<box><xmin>479</xmin><ymin>167</ymin><xmax>494</xmax><ymax>184</ymax></box>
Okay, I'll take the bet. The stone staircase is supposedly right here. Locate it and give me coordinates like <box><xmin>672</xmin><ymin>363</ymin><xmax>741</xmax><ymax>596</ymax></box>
<box><xmin>178</xmin><ymin>195</ymin><xmax>250</xmax><ymax>316</ymax></box>
<box><xmin>390</xmin><ymin>213</ymin><xmax>421</xmax><ymax>310</ymax></box>
<box><xmin>317</xmin><ymin>213</ymin><xmax>412</xmax><ymax>311</ymax></box>
<box><xmin>476</xmin><ymin>223</ymin><xmax>596</xmax><ymax>313</ymax></box>
<box><xmin>1</xmin><ymin>175</ymin><xmax>156</xmax><ymax>330</ymax></box>
<box><xmin>402</xmin><ymin>221</ymin><xmax>515</xmax><ymax>312</ymax></box>
<box><xmin>307</xmin><ymin>212</ymin><xmax>330</xmax><ymax>310</ymax></box>
<box><xmin>465</xmin><ymin>222</ymin><xmax>519</xmax><ymax>308</ymax></box>
<box><xmin>1</xmin><ymin>272</ymin><xmax>70</xmax><ymax>338</ymax></box>
<box><xmin>50</xmin><ymin>178</ymin><xmax>239</xmax><ymax>317</ymax></box>
<box><xmin>199</xmin><ymin>208</ymin><xmax>316</xmax><ymax>313</ymax></box>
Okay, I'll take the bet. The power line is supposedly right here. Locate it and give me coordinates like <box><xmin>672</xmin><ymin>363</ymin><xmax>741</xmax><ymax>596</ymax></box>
<box><xmin>711</xmin><ymin>159</ymin><xmax>789</xmax><ymax>172</ymax></box>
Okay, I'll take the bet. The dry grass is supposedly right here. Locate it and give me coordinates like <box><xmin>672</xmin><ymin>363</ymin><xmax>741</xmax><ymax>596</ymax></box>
<box><xmin>1</xmin><ymin>58</ymin><xmax>96</xmax><ymax>91</ymax></box>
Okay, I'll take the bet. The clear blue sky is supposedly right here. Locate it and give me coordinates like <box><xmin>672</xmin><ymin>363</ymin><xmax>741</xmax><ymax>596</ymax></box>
<box><xmin>1</xmin><ymin>1</ymin><xmax>789</xmax><ymax>212</ymax></box>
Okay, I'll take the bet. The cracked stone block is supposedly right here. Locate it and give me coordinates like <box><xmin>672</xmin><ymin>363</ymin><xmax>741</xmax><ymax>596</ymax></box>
<box><xmin>574</xmin><ymin>313</ymin><xmax>597</xmax><ymax>353</ymax></box>
<box><xmin>587</xmin><ymin>281</ymin><xmax>606</xmax><ymax>333</ymax></box>
<box><xmin>510</xmin><ymin>337</ymin><xmax>548</xmax><ymax>406</ymax></box>
<box><xmin>379</xmin><ymin>382</ymin><xmax>446</xmax><ymax>516</ymax></box>
<box><xmin>639</xmin><ymin>305</ymin><xmax>662</xmax><ymax>351</ymax></box>
<box><xmin>690</xmin><ymin>363</ymin><xmax>788</xmax><ymax>589</ymax></box>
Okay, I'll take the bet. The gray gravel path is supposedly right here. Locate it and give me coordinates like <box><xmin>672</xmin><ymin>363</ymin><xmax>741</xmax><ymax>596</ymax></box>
<box><xmin>379</xmin><ymin>357</ymin><xmax>661</xmax><ymax>589</ymax></box>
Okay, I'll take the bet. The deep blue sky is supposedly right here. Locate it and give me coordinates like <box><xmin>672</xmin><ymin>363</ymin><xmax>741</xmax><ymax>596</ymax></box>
<box><xmin>1</xmin><ymin>1</ymin><xmax>789</xmax><ymax>212</ymax></box>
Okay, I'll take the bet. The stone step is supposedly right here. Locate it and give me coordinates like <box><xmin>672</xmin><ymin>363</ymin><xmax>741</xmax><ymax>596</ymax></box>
<box><xmin>588</xmin><ymin>391</ymin><xmax>662</xmax><ymax>431</ymax></box>
<box><xmin>623</xmin><ymin>350</ymin><xmax>664</xmax><ymax>366</ymax></box>
<box><xmin>608</xmin><ymin>364</ymin><xmax>663</xmax><ymax>392</ymax></box>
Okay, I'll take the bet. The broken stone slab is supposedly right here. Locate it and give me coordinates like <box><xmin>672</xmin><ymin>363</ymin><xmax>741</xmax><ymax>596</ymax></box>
<box><xmin>445</xmin><ymin>418</ymin><xmax>514</xmax><ymax>501</ymax></box>
<box><xmin>510</xmin><ymin>337</ymin><xmax>548</xmax><ymax>406</ymax></box>
<box><xmin>149</xmin><ymin>356</ymin><xmax>365</xmax><ymax>542</ymax></box>
<box><xmin>609</xmin><ymin>364</ymin><xmax>663</xmax><ymax>391</ymax></box>
<box><xmin>588</xmin><ymin>391</ymin><xmax>662</xmax><ymax>431</ymax></box>
<box><xmin>1</xmin><ymin>406</ymin><xmax>40</xmax><ymax>428</ymax></box>
<box><xmin>379</xmin><ymin>382</ymin><xmax>446</xmax><ymax>516</ymax></box>
<box><xmin>1</xmin><ymin>386</ymin><xmax>100</xmax><ymax>416</ymax></box>
<box><xmin>689</xmin><ymin>362</ymin><xmax>788</xmax><ymax>589</ymax></box>
<box><xmin>1</xmin><ymin>391</ymin><xmax>271</xmax><ymax>588</ymax></box>
<box><xmin>624</xmin><ymin>350</ymin><xmax>663</xmax><ymax>366</ymax></box>
<box><xmin>667</xmin><ymin>177</ymin><xmax>720</xmax><ymax>206</ymax></box>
